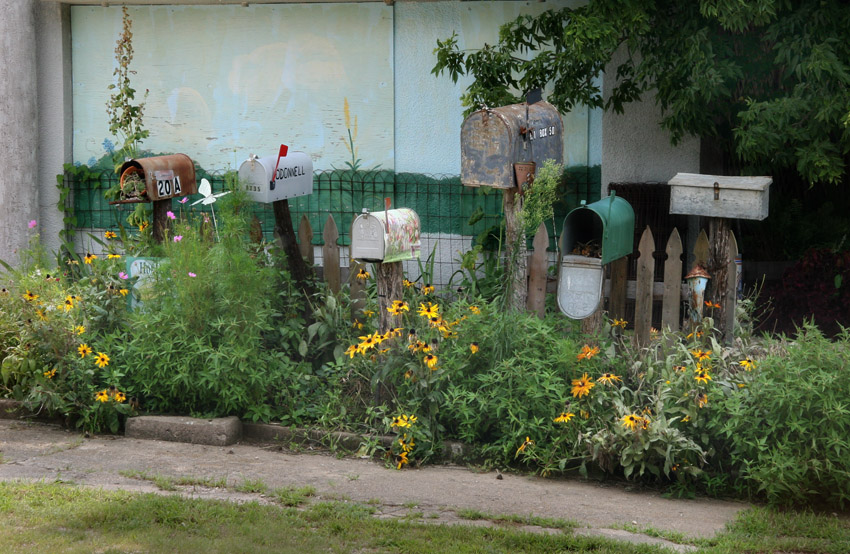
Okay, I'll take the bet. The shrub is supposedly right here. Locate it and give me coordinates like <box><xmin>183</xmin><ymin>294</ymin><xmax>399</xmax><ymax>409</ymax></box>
<box><xmin>714</xmin><ymin>323</ymin><xmax>850</xmax><ymax>508</ymax></box>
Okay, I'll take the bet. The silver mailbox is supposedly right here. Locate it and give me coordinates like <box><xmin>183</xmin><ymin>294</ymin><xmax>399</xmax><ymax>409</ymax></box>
<box><xmin>557</xmin><ymin>255</ymin><xmax>604</xmax><ymax>320</ymax></box>
<box><xmin>669</xmin><ymin>173</ymin><xmax>771</xmax><ymax>220</ymax></box>
<box><xmin>238</xmin><ymin>152</ymin><xmax>313</xmax><ymax>203</ymax></box>
<box><xmin>461</xmin><ymin>101</ymin><xmax>564</xmax><ymax>189</ymax></box>
<box><xmin>351</xmin><ymin>208</ymin><xmax>421</xmax><ymax>263</ymax></box>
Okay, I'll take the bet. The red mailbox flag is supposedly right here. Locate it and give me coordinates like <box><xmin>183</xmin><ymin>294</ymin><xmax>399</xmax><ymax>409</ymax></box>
<box><xmin>272</xmin><ymin>144</ymin><xmax>289</xmax><ymax>184</ymax></box>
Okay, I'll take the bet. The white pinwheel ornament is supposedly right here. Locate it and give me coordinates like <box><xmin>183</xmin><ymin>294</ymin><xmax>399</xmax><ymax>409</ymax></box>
<box><xmin>191</xmin><ymin>178</ymin><xmax>230</xmax><ymax>239</ymax></box>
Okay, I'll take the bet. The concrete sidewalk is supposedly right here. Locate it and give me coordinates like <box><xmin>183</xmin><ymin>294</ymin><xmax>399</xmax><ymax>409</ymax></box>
<box><xmin>0</xmin><ymin>419</ymin><xmax>748</xmax><ymax>552</ymax></box>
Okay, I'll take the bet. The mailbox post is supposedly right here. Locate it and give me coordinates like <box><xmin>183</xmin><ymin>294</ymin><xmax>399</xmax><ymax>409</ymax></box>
<box><xmin>351</xmin><ymin>206</ymin><xmax>421</xmax><ymax>332</ymax></box>
<box><xmin>238</xmin><ymin>146</ymin><xmax>315</xmax><ymax>296</ymax></box>
<box><xmin>460</xmin><ymin>100</ymin><xmax>564</xmax><ymax>312</ymax></box>
<box><xmin>669</xmin><ymin>173</ymin><xmax>771</xmax><ymax>342</ymax></box>
<box><xmin>115</xmin><ymin>154</ymin><xmax>198</xmax><ymax>243</ymax></box>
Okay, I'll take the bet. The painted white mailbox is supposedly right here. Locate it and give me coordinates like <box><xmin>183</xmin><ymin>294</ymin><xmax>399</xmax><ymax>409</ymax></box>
<box><xmin>351</xmin><ymin>208</ymin><xmax>421</xmax><ymax>263</ymax></box>
<box><xmin>669</xmin><ymin>173</ymin><xmax>771</xmax><ymax>220</ymax></box>
<box><xmin>238</xmin><ymin>152</ymin><xmax>313</xmax><ymax>203</ymax></box>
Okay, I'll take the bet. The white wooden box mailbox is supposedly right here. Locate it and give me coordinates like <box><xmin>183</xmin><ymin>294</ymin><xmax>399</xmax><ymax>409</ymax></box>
<box><xmin>238</xmin><ymin>152</ymin><xmax>313</xmax><ymax>203</ymax></box>
<box><xmin>351</xmin><ymin>208</ymin><xmax>421</xmax><ymax>263</ymax></box>
<box><xmin>669</xmin><ymin>173</ymin><xmax>771</xmax><ymax>220</ymax></box>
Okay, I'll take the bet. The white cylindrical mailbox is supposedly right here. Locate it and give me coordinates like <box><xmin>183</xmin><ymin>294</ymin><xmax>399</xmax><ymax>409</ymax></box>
<box><xmin>557</xmin><ymin>255</ymin><xmax>604</xmax><ymax>320</ymax></box>
<box><xmin>351</xmin><ymin>208</ymin><xmax>421</xmax><ymax>263</ymax></box>
<box><xmin>238</xmin><ymin>152</ymin><xmax>313</xmax><ymax>203</ymax></box>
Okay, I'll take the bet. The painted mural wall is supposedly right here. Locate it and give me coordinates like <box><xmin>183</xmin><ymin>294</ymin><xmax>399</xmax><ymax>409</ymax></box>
<box><xmin>71</xmin><ymin>1</ymin><xmax>599</xmax><ymax>176</ymax></box>
<box><xmin>72</xmin><ymin>4</ymin><xmax>394</xmax><ymax>171</ymax></box>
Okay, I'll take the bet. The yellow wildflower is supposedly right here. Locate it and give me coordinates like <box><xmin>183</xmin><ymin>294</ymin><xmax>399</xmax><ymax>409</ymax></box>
<box><xmin>77</xmin><ymin>344</ymin><xmax>92</xmax><ymax>358</ymax></box>
<box><xmin>95</xmin><ymin>390</ymin><xmax>109</xmax><ymax>403</ymax></box>
<box><xmin>571</xmin><ymin>373</ymin><xmax>595</xmax><ymax>398</ymax></box>
<box><xmin>554</xmin><ymin>412</ymin><xmax>575</xmax><ymax>423</ymax></box>
<box><xmin>515</xmin><ymin>436</ymin><xmax>534</xmax><ymax>456</ymax></box>
<box><xmin>94</xmin><ymin>352</ymin><xmax>110</xmax><ymax>368</ymax></box>
<box><xmin>577</xmin><ymin>344</ymin><xmax>600</xmax><ymax>361</ymax></box>
<box><xmin>84</xmin><ymin>253</ymin><xmax>97</xmax><ymax>264</ymax></box>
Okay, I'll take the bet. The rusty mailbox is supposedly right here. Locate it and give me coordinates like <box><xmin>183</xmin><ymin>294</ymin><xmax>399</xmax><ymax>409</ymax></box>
<box><xmin>237</xmin><ymin>151</ymin><xmax>313</xmax><ymax>203</ymax></box>
<box><xmin>118</xmin><ymin>154</ymin><xmax>197</xmax><ymax>202</ymax></box>
<box><xmin>461</xmin><ymin>101</ymin><xmax>563</xmax><ymax>189</ymax></box>
<box><xmin>351</xmin><ymin>208</ymin><xmax>421</xmax><ymax>263</ymax></box>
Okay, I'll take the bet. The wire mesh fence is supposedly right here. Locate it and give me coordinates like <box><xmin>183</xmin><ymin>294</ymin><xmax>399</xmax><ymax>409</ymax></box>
<box><xmin>70</xmin><ymin>167</ymin><xmax>600</xmax><ymax>285</ymax></box>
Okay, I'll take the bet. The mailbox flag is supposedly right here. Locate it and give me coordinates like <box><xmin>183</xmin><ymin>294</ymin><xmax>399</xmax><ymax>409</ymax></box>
<box><xmin>272</xmin><ymin>144</ymin><xmax>289</xmax><ymax>188</ymax></box>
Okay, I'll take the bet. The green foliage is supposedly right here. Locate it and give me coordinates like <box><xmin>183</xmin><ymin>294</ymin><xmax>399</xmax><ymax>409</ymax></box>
<box><xmin>713</xmin><ymin>323</ymin><xmax>850</xmax><ymax>508</ymax></box>
<box><xmin>433</xmin><ymin>0</ymin><xmax>850</xmax><ymax>185</ymax></box>
<box><xmin>105</xmin><ymin>6</ymin><xmax>149</xmax><ymax>179</ymax></box>
<box><xmin>517</xmin><ymin>159</ymin><xmax>563</xmax><ymax>236</ymax></box>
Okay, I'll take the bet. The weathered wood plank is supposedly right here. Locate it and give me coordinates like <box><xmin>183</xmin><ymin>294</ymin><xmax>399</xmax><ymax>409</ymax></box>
<box><xmin>376</xmin><ymin>261</ymin><xmax>404</xmax><ymax>333</ymax></box>
<box><xmin>298</xmin><ymin>215</ymin><xmax>314</xmax><ymax>265</ymax></box>
<box><xmin>503</xmin><ymin>188</ymin><xmax>527</xmax><ymax>312</ymax></box>
<box><xmin>608</xmin><ymin>257</ymin><xmax>628</xmax><ymax>322</ymax></box>
<box><xmin>322</xmin><ymin>215</ymin><xmax>340</xmax><ymax>293</ymax></box>
<box><xmin>708</xmin><ymin>217</ymin><xmax>731</xmax><ymax>338</ymax></box>
<box><xmin>723</xmin><ymin>231</ymin><xmax>738</xmax><ymax>344</ymax></box>
<box><xmin>661</xmin><ymin>228</ymin><xmax>683</xmax><ymax>332</ymax></box>
<box><xmin>635</xmin><ymin>226</ymin><xmax>655</xmax><ymax>346</ymax></box>
<box><xmin>693</xmin><ymin>229</ymin><xmax>710</xmax><ymax>268</ymax></box>
<box><xmin>526</xmin><ymin>223</ymin><xmax>548</xmax><ymax>319</ymax></box>
<box><xmin>349</xmin><ymin>261</ymin><xmax>367</xmax><ymax>321</ymax></box>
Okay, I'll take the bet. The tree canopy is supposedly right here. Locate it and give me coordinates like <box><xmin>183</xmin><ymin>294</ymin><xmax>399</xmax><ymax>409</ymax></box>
<box><xmin>433</xmin><ymin>0</ymin><xmax>850</xmax><ymax>185</ymax></box>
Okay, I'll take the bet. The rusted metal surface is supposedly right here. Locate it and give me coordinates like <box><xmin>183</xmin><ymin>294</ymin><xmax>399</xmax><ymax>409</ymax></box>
<box><xmin>119</xmin><ymin>153</ymin><xmax>198</xmax><ymax>201</ymax></box>
<box><xmin>461</xmin><ymin>101</ymin><xmax>564</xmax><ymax>189</ymax></box>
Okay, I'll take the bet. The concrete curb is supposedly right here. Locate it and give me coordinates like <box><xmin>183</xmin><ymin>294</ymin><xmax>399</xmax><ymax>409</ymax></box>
<box><xmin>0</xmin><ymin>399</ymin><xmax>474</xmax><ymax>462</ymax></box>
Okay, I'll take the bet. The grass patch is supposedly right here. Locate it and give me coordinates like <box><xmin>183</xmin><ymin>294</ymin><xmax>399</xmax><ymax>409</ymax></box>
<box><xmin>456</xmin><ymin>508</ymin><xmax>577</xmax><ymax>532</ymax></box>
<box><xmin>272</xmin><ymin>485</ymin><xmax>316</xmax><ymax>507</ymax></box>
<box><xmin>232</xmin><ymin>478</ymin><xmax>268</xmax><ymax>494</ymax></box>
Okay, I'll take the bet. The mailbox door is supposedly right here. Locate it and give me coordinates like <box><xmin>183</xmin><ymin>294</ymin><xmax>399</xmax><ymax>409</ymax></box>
<box><xmin>351</xmin><ymin>214</ymin><xmax>386</xmax><ymax>262</ymax></box>
<box><xmin>379</xmin><ymin>209</ymin><xmax>421</xmax><ymax>263</ymax></box>
<box><xmin>238</xmin><ymin>156</ymin><xmax>273</xmax><ymax>203</ymax></box>
<box><xmin>586</xmin><ymin>196</ymin><xmax>635</xmax><ymax>265</ymax></box>
<box><xmin>557</xmin><ymin>255</ymin><xmax>603</xmax><ymax>319</ymax></box>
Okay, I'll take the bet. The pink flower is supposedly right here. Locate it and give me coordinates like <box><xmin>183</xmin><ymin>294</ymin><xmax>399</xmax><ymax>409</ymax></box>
<box><xmin>167</xmin><ymin>211</ymin><xmax>176</xmax><ymax>220</ymax></box>
<box><xmin>173</xmin><ymin>235</ymin><xmax>183</xmax><ymax>242</ymax></box>
<box><xmin>118</xmin><ymin>272</ymin><xmax>128</xmax><ymax>280</ymax></box>
<box><xmin>28</xmin><ymin>220</ymin><xmax>37</xmax><ymax>229</ymax></box>
<box><xmin>179</xmin><ymin>197</ymin><xmax>188</xmax><ymax>204</ymax></box>
<box><xmin>188</xmin><ymin>272</ymin><xmax>197</xmax><ymax>277</ymax></box>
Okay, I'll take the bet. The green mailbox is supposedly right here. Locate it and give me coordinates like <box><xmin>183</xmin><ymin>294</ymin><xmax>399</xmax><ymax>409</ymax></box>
<box><xmin>557</xmin><ymin>194</ymin><xmax>634</xmax><ymax>319</ymax></box>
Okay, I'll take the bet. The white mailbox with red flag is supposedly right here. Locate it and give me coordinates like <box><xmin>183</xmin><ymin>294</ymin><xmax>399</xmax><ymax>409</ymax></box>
<box><xmin>238</xmin><ymin>145</ymin><xmax>313</xmax><ymax>203</ymax></box>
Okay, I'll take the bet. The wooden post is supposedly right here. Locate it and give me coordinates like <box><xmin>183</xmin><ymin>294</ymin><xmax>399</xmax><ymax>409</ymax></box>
<box><xmin>273</xmin><ymin>199</ymin><xmax>315</xmax><ymax>297</ymax></box>
<box><xmin>298</xmin><ymin>214</ymin><xmax>315</xmax><ymax>265</ymax></box>
<box><xmin>322</xmin><ymin>214</ymin><xmax>340</xmax><ymax>293</ymax></box>
<box><xmin>608</xmin><ymin>257</ymin><xmax>628</xmax><ymax>323</ymax></box>
<box><xmin>707</xmin><ymin>217</ymin><xmax>731</xmax><ymax>338</ymax></box>
<box><xmin>503</xmin><ymin>188</ymin><xmax>527</xmax><ymax>312</ymax></box>
<box><xmin>634</xmin><ymin>226</ymin><xmax>655</xmax><ymax>346</ymax></box>
<box><xmin>722</xmin><ymin>231</ymin><xmax>739</xmax><ymax>344</ymax></box>
<box><xmin>376</xmin><ymin>261</ymin><xmax>403</xmax><ymax>333</ymax></box>
<box><xmin>661</xmin><ymin>228</ymin><xmax>683</xmax><ymax>332</ymax></box>
<box><xmin>152</xmin><ymin>199</ymin><xmax>171</xmax><ymax>243</ymax></box>
<box><xmin>526</xmin><ymin>222</ymin><xmax>548</xmax><ymax>318</ymax></box>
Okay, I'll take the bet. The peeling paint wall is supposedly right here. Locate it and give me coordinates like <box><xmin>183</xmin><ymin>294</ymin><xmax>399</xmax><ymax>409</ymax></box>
<box><xmin>71</xmin><ymin>4</ymin><xmax>394</xmax><ymax>171</ymax></box>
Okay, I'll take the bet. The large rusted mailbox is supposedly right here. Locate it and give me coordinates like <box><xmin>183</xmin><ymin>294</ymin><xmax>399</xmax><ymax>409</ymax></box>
<box><xmin>461</xmin><ymin>101</ymin><xmax>563</xmax><ymax>189</ymax></box>
<box><xmin>351</xmin><ymin>208</ymin><xmax>421</xmax><ymax>263</ymax></box>
<box><xmin>237</xmin><ymin>151</ymin><xmax>313</xmax><ymax>203</ymax></box>
<box><xmin>118</xmin><ymin>154</ymin><xmax>197</xmax><ymax>202</ymax></box>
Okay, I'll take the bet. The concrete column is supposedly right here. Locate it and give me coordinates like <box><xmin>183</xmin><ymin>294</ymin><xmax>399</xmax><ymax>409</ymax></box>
<box><xmin>0</xmin><ymin>0</ymin><xmax>39</xmax><ymax>269</ymax></box>
<box><xmin>36</xmin><ymin>2</ymin><xmax>73</xmax><ymax>260</ymax></box>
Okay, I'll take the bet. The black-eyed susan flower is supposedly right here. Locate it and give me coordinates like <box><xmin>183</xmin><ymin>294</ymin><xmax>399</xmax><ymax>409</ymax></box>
<box><xmin>104</xmin><ymin>231</ymin><xmax>117</xmax><ymax>239</ymax></box>
<box><xmin>423</xmin><ymin>353</ymin><xmax>438</xmax><ymax>369</ymax></box>
<box><xmin>571</xmin><ymin>373</ymin><xmax>595</xmax><ymax>398</ymax></box>
<box><xmin>468</xmin><ymin>305</ymin><xmax>480</xmax><ymax>315</ymax></box>
<box><xmin>95</xmin><ymin>390</ymin><xmax>109</xmax><ymax>403</ymax></box>
<box><xmin>694</xmin><ymin>369</ymin><xmax>712</xmax><ymax>384</ymax></box>
<box><xmin>554</xmin><ymin>412</ymin><xmax>575</xmax><ymax>423</ymax></box>
<box><xmin>408</xmin><ymin>340</ymin><xmax>426</xmax><ymax>352</ymax></box>
<box><xmin>691</xmin><ymin>349</ymin><xmax>712</xmax><ymax>362</ymax></box>
<box><xmin>673</xmin><ymin>364</ymin><xmax>686</xmax><ymax>372</ymax></box>
<box><xmin>139</xmin><ymin>221</ymin><xmax>150</xmax><ymax>232</ymax></box>
<box><xmin>391</xmin><ymin>414</ymin><xmax>417</xmax><ymax>428</ymax></box>
<box><xmin>344</xmin><ymin>345</ymin><xmax>358</xmax><ymax>358</ymax></box>
<box><xmin>577</xmin><ymin>344</ymin><xmax>600</xmax><ymax>361</ymax></box>
<box><xmin>119</xmin><ymin>288</ymin><xmax>129</xmax><ymax>297</ymax></box>
<box><xmin>352</xmin><ymin>321</ymin><xmax>363</xmax><ymax>330</ymax></box>
<box><xmin>739</xmin><ymin>358</ymin><xmax>755</xmax><ymax>371</ymax></box>
<box><xmin>470</xmin><ymin>342</ymin><xmax>479</xmax><ymax>354</ymax></box>
<box><xmin>43</xmin><ymin>368</ymin><xmax>56</xmax><ymax>379</ymax></box>
<box><xmin>363</xmin><ymin>309</ymin><xmax>375</xmax><ymax>318</ymax></box>
<box><xmin>23</xmin><ymin>290</ymin><xmax>39</xmax><ymax>302</ymax></box>
<box><xmin>107</xmin><ymin>253</ymin><xmax>121</xmax><ymax>260</ymax></box>
<box><xmin>515</xmin><ymin>436</ymin><xmax>534</xmax><ymax>456</ymax></box>
<box><xmin>355</xmin><ymin>268</ymin><xmax>370</xmax><ymax>280</ymax></box>
<box><xmin>696</xmin><ymin>393</ymin><xmax>708</xmax><ymax>408</ymax></box>
<box><xmin>621</xmin><ymin>414</ymin><xmax>641</xmax><ymax>431</ymax></box>
<box><xmin>78</xmin><ymin>344</ymin><xmax>92</xmax><ymax>358</ymax></box>
<box><xmin>597</xmin><ymin>372</ymin><xmax>622</xmax><ymax>385</ymax></box>
<box><xmin>114</xmin><ymin>391</ymin><xmax>126</xmax><ymax>403</ymax></box>
<box><xmin>417</xmin><ymin>302</ymin><xmax>439</xmax><ymax>318</ymax></box>
<box><xmin>396</xmin><ymin>451</ymin><xmax>409</xmax><ymax>470</ymax></box>
<box><xmin>84</xmin><ymin>253</ymin><xmax>97</xmax><ymax>264</ymax></box>
<box><xmin>387</xmin><ymin>300</ymin><xmax>409</xmax><ymax>316</ymax></box>
<box><xmin>421</xmin><ymin>284</ymin><xmax>434</xmax><ymax>295</ymax></box>
<box><xmin>94</xmin><ymin>352</ymin><xmax>110</xmax><ymax>368</ymax></box>
<box><xmin>35</xmin><ymin>309</ymin><xmax>47</xmax><ymax>321</ymax></box>
<box><xmin>682</xmin><ymin>415</ymin><xmax>691</xmax><ymax>423</ymax></box>
<box><xmin>403</xmin><ymin>278</ymin><xmax>416</xmax><ymax>289</ymax></box>
<box><xmin>390</xmin><ymin>327</ymin><xmax>403</xmax><ymax>338</ymax></box>
<box><xmin>612</xmin><ymin>318</ymin><xmax>627</xmax><ymax>328</ymax></box>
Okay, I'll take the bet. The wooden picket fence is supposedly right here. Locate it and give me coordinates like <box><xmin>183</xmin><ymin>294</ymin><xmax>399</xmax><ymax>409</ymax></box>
<box><xmin>296</xmin><ymin>214</ymin><xmax>736</xmax><ymax>344</ymax></box>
